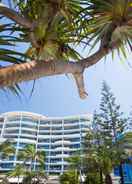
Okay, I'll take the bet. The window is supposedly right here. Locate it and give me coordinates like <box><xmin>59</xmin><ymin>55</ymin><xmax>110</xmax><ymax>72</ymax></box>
<box><xmin>4</xmin><ymin>135</ymin><xmax>18</xmax><ymax>139</ymax></box>
<box><xmin>9</xmin><ymin>156</ymin><xmax>15</xmax><ymax>161</ymax></box>
<box><xmin>51</xmin><ymin>121</ymin><xmax>62</xmax><ymax>125</ymax></box>
<box><xmin>80</xmin><ymin>118</ymin><xmax>90</xmax><ymax>122</ymax></box>
<box><xmin>0</xmin><ymin>117</ymin><xmax>4</xmax><ymax>122</ymax></box>
<box><xmin>22</xmin><ymin>117</ymin><xmax>38</xmax><ymax>126</ymax></box>
<box><xmin>64</xmin><ymin>125</ymin><xmax>79</xmax><ymax>130</ymax></box>
<box><xmin>21</xmin><ymin>124</ymin><xmax>37</xmax><ymax>129</ymax></box>
<box><xmin>39</xmin><ymin>127</ymin><xmax>50</xmax><ymax>131</ymax></box>
<box><xmin>50</xmin><ymin>166</ymin><xmax>61</xmax><ymax>170</ymax></box>
<box><xmin>70</xmin><ymin>144</ymin><xmax>80</xmax><ymax>149</ymax></box>
<box><xmin>37</xmin><ymin>145</ymin><xmax>49</xmax><ymax>149</ymax></box>
<box><xmin>38</xmin><ymin>139</ymin><xmax>49</xmax><ymax>143</ymax></box>
<box><xmin>64</xmin><ymin>119</ymin><xmax>79</xmax><ymax>124</ymax></box>
<box><xmin>19</xmin><ymin>143</ymin><xmax>27</xmax><ymax>148</ymax></box>
<box><xmin>21</xmin><ymin>130</ymin><xmax>37</xmax><ymax>136</ymax></box>
<box><xmin>5</xmin><ymin>130</ymin><xmax>19</xmax><ymax>134</ymax></box>
<box><xmin>5</xmin><ymin>123</ymin><xmax>20</xmax><ymax>128</ymax></box>
<box><xmin>68</xmin><ymin>138</ymin><xmax>80</xmax><ymax>142</ymax></box>
<box><xmin>0</xmin><ymin>163</ymin><xmax>14</xmax><ymax>168</ymax></box>
<box><xmin>52</xmin><ymin>127</ymin><xmax>62</xmax><ymax>131</ymax></box>
<box><xmin>20</xmin><ymin>136</ymin><xmax>36</xmax><ymax>140</ymax></box>
<box><xmin>51</xmin><ymin>132</ymin><xmax>62</xmax><ymax>135</ymax></box>
<box><xmin>8</xmin><ymin>117</ymin><xmax>20</xmax><ymax>122</ymax></box>
<box><xmin>50</xmin><ymin>158</ymin><xmax>61</xmax><ymax>163</ymax></box>
<box><xmin>40</xmin><ymin>121</ymin><xmax>50</xmax><ymax>125</ymax></box>
<box><xmin>39</xmin><ymin>132</ymin><xmax>50</xmax><ymax>135</ymax></box>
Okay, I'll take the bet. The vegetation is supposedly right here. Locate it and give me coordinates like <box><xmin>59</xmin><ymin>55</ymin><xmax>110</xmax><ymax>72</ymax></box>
<box><xmin>60</xmin><ymin>82</ymin><xmax>132</xmax><ymax>184</ymax></box>
<box><xmin>60</xmin><ymin>155</ymin><xmax>81</xmax><ymax>184</ymax></box>
<box><xmin>8</xmin><ymin>164</ymin><xmax>25</xmax><ymax>184</ymax></box>
<box><xmin>0</xmin><ymin>0</ymin><xmax>131</xmax><ymax>98</ymax></box>
<box><xmin>83</xmin><ymin>82</ymin><xmax>132</xmax><ymax>184</ymax></box>
<box><xmin>0</xmin><ymin>139</ymin><xmax>15</xmax><ymax>159</ymax></box>
<box><xmin>18</xmin><ymin>144</ymin><xmax>45</xmax><ymax>171</ymax></box>
<box><xmin>60</xmin><ymin>170</ymin><xmax>79</xmax><ymax>184</ymax></box>
<box><xmin>0</xmin><ymin>142</ymin><xmax>46</xmax><ymax>184</ymax></box>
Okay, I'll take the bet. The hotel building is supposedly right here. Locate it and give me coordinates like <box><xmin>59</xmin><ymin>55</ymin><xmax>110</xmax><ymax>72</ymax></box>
<box><xmin>0</xmin><ymin>111</ymin><xmax>92</xmax><ymax>174</ymax></box>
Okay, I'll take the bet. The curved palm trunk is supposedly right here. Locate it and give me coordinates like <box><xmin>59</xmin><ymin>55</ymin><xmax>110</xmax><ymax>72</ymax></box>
<box><xmin>0</xmin><ymin>48</ymin><xmax>107</xmax><ymax>99</ymax></box>
<box><xmin>0</xmin><ymin>60</ymin><xmax>83</xmax><ymax>87</ymax></box>
<box><xmin>105</xmin><ymin>174</ymin><xmax>112</xmax><ymax>184</ymax></box>
<box><xmin>0</xmin><ymin>60</ymin><xmax>84</xmax><ymax>98</ymax></box>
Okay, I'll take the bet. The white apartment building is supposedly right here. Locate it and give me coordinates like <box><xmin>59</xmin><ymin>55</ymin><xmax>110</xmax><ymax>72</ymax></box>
<box><xmin>0</xmin><ymin>112</ymin><xmax>92</xmax><ymax>175</ymax></box>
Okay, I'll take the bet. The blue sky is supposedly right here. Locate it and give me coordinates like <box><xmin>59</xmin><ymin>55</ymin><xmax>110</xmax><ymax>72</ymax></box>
<box><xmin>0</xmin><ymin>0</ymin><xmax>132</xmax><ymax>117</ymax></box>
<box><xmin>0</xmin><ymin>51</ymin><xmax>132</xmax><ymax>117</ymax></box>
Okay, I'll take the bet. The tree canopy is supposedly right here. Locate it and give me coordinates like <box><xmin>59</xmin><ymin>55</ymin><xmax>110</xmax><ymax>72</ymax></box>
<box><xmin>0</xmin><ymin>0</ymin><xmax>131</xmax><ymax>98</ymax></box>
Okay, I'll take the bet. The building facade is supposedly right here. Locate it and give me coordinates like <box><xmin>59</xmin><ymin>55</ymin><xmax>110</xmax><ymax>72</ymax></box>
<box><xmin>0</xmin><ymin>112</ymin><xmax>92</xmax><ymax>174</ymax></box>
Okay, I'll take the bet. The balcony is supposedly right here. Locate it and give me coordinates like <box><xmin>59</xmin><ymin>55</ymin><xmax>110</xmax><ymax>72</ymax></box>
<box><xmin>21</xmin><ymin>121</ymin><xmax>37</xmax><ymax>127</ymax></box>
<box><xmin>4</xmin><ymin>127</ymin><xmax>19</xmax><ymax>131</ymax></box>
<box><xmin>63</xmin><ymin>133</ymin><xmax>81</xmax><ymax>138</ymax></box>
<box><xmin>4</xmin><ymin>130</ymin><xmax>19</xmax><ymax>134</ymax></box>
<box><xmin>54</xmin><ymin>147</ymin><xmax>70</xmax><ymax>151</ymax></box>
<box><xmin>19</xmin><ymin>139</ymin><xmax>36</xmax><ymax>144</ymax></box>
<box><xmin>57</xmin><ymin>154</ymin><xmax>69</xmax><ymax>158</ymax></box>
<box><xmin>53</xmin><ymin>140</ymin><xmax>71</xmax><ymax>145</ymax></box>
<box><xmin>22</xmin><ymin>127</ymin><xmax>37</xmax><ymax>132</ymax></box>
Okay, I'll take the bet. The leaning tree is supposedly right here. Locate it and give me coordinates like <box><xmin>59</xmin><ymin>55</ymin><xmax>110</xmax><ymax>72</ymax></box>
<box><xmin>0</xmin><ymin>0</ymin><xmax>131</xmax><ymax>98</ymax></box>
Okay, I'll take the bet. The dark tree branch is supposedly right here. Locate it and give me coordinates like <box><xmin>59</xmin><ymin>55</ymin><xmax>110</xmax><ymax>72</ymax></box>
<box><xmin>80</xmin><ymin>47</ymin><xmax>109</xmax><ymax>68</ymax></box>
<box><xmin>0</xmin><ymin>4</ymin><xmax>32</xmax><ymax>28</ymax></box>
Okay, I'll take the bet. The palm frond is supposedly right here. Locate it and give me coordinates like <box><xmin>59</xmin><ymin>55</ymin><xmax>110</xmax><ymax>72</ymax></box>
<box><xmin>78</xmin><ymin>0</ymin><xmax>132</xmax><ymax>58</ymax></box>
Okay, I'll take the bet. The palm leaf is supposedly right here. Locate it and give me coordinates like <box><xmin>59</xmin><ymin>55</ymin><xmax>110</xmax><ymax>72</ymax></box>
<box><xmin>78</xmin><ymin>0</ymin><xmax>132</xmax><ymax>58</ymax></box>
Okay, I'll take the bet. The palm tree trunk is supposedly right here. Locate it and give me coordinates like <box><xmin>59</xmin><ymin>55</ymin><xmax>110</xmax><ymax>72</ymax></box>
<box><xmin>30</xmin><ymin>159</ymin><xmax>33</xmax><ymax>172</ymax></box>
<box><xmin>105</xmin><ymin>174</ymin><xmax>112</xmax><ymax>184</ymax></box>
<box><xmin>17</xmin><ymin>176</ymin><xmax>20</xmax><ymax>184</ymax></box>
<box><xmin>119</xmin><ymin>163</ymin><xmax>124</xmax><ymax>184</ymax></box>
<box><xmin>100</xmin><ymin>169</ymin><xmax>103</xmax><ymax>184</ymax></box>
<box><xmin>30</xmin><ymin>160</ymin><xmax>33</xmax><ymax>184</ymax></box>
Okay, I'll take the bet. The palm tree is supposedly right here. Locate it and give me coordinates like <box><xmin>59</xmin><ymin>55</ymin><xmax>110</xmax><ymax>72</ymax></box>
<box><xmin>18</xmin><ymin>144</ymin><xmax>45</xmax><ymax>172</ymax></box>
<box><xmin>0</xmin><ymin>140</ymin><xmax>15</xmax><ymax>184</ymax></box>
<box><xmin>0</xmin><ymin>139</ymin><xmax>15</xmax><ymax>159</ymax></box>
<box><xmin>0</xmin><ymin>22</ymin><xmax>29</xmax><ymax>94</ymax></box>
<box><xmin>0</xmin><ymin>0</ymin><xmax>131</xmax><ymax>98</ymax></box>
<box><xmin>7</xmin><ymin>164</ymin><xmax>25</xmax><ymax>184</ymax></box>
<box><xmin>66</xmin><ymin>155</ymin><xmax>81</xmax><ymax>171</ymax></box>
<box><xmin>60</xmin><ymin>170</ymin><xmax>79</xmax><ymax>184</ymax></box>
<box><xmin>18</xmin><ymin>144</ymin><xmax>46</xmax><ymax>183</ymax></box>
<box><xmin>83</xmin><ymin>0</ymin><xmax>132</xmax><ymax>50</ymax></box>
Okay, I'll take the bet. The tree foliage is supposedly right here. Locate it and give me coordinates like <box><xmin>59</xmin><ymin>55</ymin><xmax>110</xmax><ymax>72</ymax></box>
<box><xmin>83</xmin><ymin>82</ymin><xmax>130</xmax><ymax>184</ymax></box>
<box><xmin>0</xmin><ymin>141</ymin><xmax>46</xmax><ymax>184</ymax></box>
<box><xmin>60</xmin><ymin>170</ymin><xmax>79</xmax><ymax>184</ymax></box>
<box><xmin>0</xmin><ymin>139</ymin><xmax>15</xmax><ymax>159</ymax></box>
<box><xmin>63</xmin><ymin>82</ymin><xmax>131</xmax><ymax>184</ymax></box>
<box><xmin>0</xmin><ymin>0</ymin><xmax>131</xmax><ymax>98</ymax></box>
